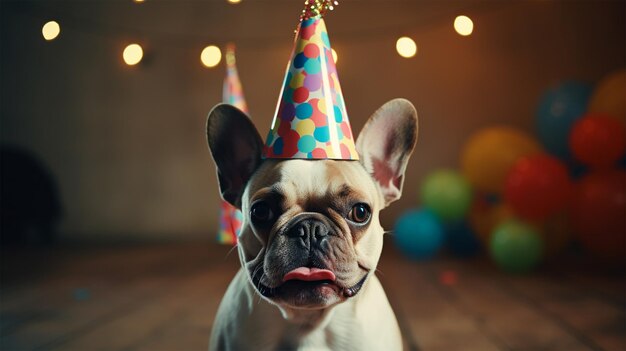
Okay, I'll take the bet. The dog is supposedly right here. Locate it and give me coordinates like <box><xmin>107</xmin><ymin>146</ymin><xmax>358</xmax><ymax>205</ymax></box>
<box><xmin>206</xmin><ymin>98</ymin><xmax>418</xmax><ymax>350</ymax></box>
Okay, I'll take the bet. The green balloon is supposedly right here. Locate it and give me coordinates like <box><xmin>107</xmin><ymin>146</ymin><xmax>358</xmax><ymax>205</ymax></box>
<box><xmin>490</xmin><ymin>220</ymin><xmax>544</xmax><ymax>273</ymax></box>
<box><xmin>420</xmin><ymin>170</ymin><xmax>472</xmax><ymax>222</ymax></box>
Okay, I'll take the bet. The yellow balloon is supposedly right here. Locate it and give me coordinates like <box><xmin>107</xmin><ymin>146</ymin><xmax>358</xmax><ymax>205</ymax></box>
<box><xmin>461</xmin><ymin>127</ymin><xmax>543</xmax><ymax>194</ymax></box>
<box><xmin>587</xmin><ymin>69</ymin><xmax>626</xmax><ymax>123</ymax></box>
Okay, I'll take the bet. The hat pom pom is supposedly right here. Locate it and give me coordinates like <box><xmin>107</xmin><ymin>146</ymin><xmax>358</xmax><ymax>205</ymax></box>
<box><xmin>300</xmin><ymin>0</ymin><xmax>339</xmax><ymax>21</ymax></box>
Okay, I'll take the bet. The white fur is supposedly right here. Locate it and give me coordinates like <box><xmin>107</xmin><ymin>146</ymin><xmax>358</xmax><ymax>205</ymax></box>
<box><xmin>209</xmin><ymin>269</ymin><xmax>402</xmax><ymax>351</ymax></box>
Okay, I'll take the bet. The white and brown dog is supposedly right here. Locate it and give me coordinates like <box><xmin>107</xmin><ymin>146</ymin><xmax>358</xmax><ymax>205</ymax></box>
<box><xmin>207</xmin><ymin>98</ymin><xmax>418</xmax><ymax>351</ymax></box>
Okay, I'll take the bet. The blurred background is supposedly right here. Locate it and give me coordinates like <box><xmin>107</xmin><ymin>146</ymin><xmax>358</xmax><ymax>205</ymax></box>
<box><xmin>1</xmin><ymin>0</ymin><xmax>624</xmax><ymax>350</ymax></box>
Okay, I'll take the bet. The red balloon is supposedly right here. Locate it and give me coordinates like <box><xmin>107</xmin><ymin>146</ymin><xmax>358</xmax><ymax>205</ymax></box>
<box><xmin>571</xmin><ymin>170</ymin><xmax>626</xmax><ymax>261</ymax></box>
<box><xmin>504</xmin><ymin>154</ymin><xmax>572</xmax><ymax>220</ymax></box>
<box><xmin>569</xmin><ymin>114</ymin><xmax>626</xmax><ymax>168</ymax></box>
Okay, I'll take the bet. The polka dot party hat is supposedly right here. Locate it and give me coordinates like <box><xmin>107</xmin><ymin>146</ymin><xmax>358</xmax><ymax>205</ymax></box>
<box><xmin>217</xmin><ymin>200</ymin><xmax>242</xmax><ymax>245</ymax></box>
<box><xmin>223</xmin><ymin>43</ymin><xmax>248</xmax><ymax>114</ymax></box>
<box><xmin>218</xmin><ymin>44</ymin><xmax>245</xmax><ymax>245</ymax></box>
<box><xmin>263</xmin><ymin>0</ymin><xmax>359</xmax><ymax>160</ymax></box>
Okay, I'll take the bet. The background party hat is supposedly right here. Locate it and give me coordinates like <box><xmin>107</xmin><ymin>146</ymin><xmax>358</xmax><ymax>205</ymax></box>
<box><xmin>217</xmin><ymin>44</ymin><xmax>246</xmax><ymax>245</ymax></box>
<box><xmin>263</xmin><ymin>0</ymin><xmax>358</xmax><ymax>160</ymax></box>
<box><xmin>223</xmin><ymin>43</ymin><xmax>248</xmax><ymax>113</ymax></box>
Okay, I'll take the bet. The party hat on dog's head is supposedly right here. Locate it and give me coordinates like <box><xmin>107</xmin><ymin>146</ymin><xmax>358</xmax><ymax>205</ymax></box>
<box><xmin>217</xmin><ymin>44</ymin><xmax>245</xmax><ymax>245</ymax></box>
<box><xmin>263</xmin><ymin>0</ymin><xmax>358</xmax><ymax>160</ymax></box>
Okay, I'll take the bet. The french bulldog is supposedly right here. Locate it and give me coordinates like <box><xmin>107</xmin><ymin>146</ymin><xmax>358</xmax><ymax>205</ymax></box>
<box><xmin>206</xmin><ymin>98</ymin><xmax>418</xmax><ymax>351</ymax></box>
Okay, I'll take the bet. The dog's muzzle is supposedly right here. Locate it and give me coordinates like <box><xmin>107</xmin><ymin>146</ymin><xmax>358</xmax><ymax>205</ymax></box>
<box><xmin>285</xmin><ymin>215</ymin><xmax>333</xmax><ymax>252</ymax></box>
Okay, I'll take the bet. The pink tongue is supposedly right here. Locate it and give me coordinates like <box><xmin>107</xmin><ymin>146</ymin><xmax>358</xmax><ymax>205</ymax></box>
<box><xmin>283</xmin><ymin>267</ymin><xmax>336</xmax><ymax>282</ymax></box>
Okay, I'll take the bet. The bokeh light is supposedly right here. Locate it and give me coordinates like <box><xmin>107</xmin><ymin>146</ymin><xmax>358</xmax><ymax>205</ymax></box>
<box><xmin>201</xmin><ymin>45</ymin><xmax>222</xmax><ymax>68</ymax></box>
<box><xmin>227</xmin><ymin>0</ymin><xmax>242</xmax><ymax>3</ymax></box>
<box><xmin>42</xmin><ymin>21</ymin><xmax>60</xmax><ymax>41</ymax></box>
<box><xmin>454</xmin><ymin>15</ymin><xmax>474</xmax><ymax>36</ymax></box>
<box><xmin>396</xmin><ymin>37</ymin><xmax>417</xmax><ymax>58</ymax></box>
<box><xmin>331</xmin><ymin>49</ymin><xmax>338</xmax><ymax>64</ymax></box>
<box><xmin>123</xmin><ymin>44</ymin><xmax>143</xmax><ymax>66</ymax></box>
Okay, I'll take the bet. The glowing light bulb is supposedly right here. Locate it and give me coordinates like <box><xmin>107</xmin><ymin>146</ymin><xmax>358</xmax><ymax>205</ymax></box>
<box><xmin>228</xmin><ymin>0</ymin><xmax>242</xmax><ymax>3</ymax></box>
<box><xmin>123</xmin><ymin>44</ymin><xmax>143</xmax><ymax>66</ymax></box>
<box><xmin>331</xmin><ymin>49</ymin><xmax>338</xmax><ymax>64</ymax></box>
<box><xmin>201</xmin><ymin>46</ymin><xmax>222</xmax><ymax>68</ymax></box>
<box><xmin>42</xmin><ymin>21</ymin><xmax>60</xmax><ymax>41</ymax></box>
<box><xmin>454</xmin><ymin>15</ymin><xmax>474</xmax><ymax>36</ymax></box>
<box><xmin>134</xmin><ymin>0</ymin><xmax>145</xmax><ymax>3</ymax></box>
<box><xmin>396</xmin><ymin>37</ymin><xmax>417</xmax><ymax>58</ymax></box>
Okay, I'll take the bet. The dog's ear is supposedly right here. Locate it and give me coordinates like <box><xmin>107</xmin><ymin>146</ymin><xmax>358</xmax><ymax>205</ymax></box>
<box><xmin>356</xmin><ymin>98</ymin><xmax>418</xmax><ymax>207</ymax></box>
<box><xmin>207</xmin><ymin>104</ymin><xmax>264</xmax><ymax>208</ymax></box>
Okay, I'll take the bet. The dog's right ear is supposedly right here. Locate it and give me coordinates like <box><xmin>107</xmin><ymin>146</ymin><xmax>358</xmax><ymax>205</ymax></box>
<box><xmin>207</xmin><ymin>104</ymin><xmax>263</xmax><ymax>208</ymax></box>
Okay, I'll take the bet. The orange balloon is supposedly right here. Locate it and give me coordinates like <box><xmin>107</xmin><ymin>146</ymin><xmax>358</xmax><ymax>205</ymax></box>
<box><xmin>587</xmin><ymin>69</ymin><xmax>626</xmax><ymax>123</ymax></box>
<box><xmin>469</xmin><ymin>200</ymin><xmax>514</xmax><ymax>245</ymax></box>
<box><xmin>461</xmin><ymin>127</ymin><xmax>543</xmax><ymax>194</ymax></box>
<box><xmin>470</xmin><ymin>199</ymin><xmax>571</xmax><ymax>257</ymax></box>
<box><xmin>468</xmin><ymin>198</ymin><xmax>493</xmax><ymax>244</ymax></box>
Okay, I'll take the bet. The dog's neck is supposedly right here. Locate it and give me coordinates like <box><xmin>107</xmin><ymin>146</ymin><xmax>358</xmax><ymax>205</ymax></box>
<box><xmin>277</xmin><ymin>303</ymin><xmax>335</xmax><ymax>330</ymax></box>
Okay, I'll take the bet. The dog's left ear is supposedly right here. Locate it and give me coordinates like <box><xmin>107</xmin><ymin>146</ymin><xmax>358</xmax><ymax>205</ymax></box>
<box><xmin>356</xmin><ymin>98</ymin><xmax>418</xmax><ymax>207</ymax></box>
<box><xmin>207</xmin><ymin>104</ymin><xmax>264</xmax><ymax>208</ymax></box>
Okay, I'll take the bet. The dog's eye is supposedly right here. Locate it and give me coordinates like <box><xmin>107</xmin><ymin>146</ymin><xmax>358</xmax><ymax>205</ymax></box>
<box><xmin>348</xmin><ymin>203</ymin><xmax>371</xmax><ymax>224</ymax></box>
<box><xmin>250</xmin><ymin>201</ymin><xmax>273</xmax><ymax>224</ymax></box>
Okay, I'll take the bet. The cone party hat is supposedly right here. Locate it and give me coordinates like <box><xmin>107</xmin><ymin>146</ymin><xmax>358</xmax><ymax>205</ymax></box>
<box><xmin>263</xmin><ymin>0</ymin><xmax>358</xmax><ymax>160</ymax></box>
<box><xmin>217</xmin><ymin>44</ymin><xmax>245</xmax><ymax>245</ymax></box>
<box><xmin>223</xmin><ymin>44</ymin><xmax>248</xmax><ymax>113</ymax></box>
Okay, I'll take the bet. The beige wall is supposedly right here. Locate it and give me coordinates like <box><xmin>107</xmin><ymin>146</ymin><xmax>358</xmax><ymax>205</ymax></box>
<box><xmin>1</xmin><ymin>0</ymin><xmax>624</xmax><ymax>241</ymax></box>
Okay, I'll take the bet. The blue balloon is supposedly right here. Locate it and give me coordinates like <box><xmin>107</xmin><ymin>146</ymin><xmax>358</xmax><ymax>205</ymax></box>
<box><xmin>536</xmin><ymin>81</ymin><xmax>593</xmax><ymax>160</ymax></box>
<box><xmin>445</xmin><ymin>221</ymin><xmax>481</xmax><ymax>257</ymax></box>
<box><xmin>394</xmin><ymin>209</ymin><xmax>444</xmax><ymax>260</ymax></box>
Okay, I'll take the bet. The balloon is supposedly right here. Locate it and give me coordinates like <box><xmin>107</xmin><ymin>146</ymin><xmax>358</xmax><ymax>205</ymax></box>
<box><xmin>587</xmin><ymin>69</ymin><xmax>626</xmax><ymax>124</ymax></box>
<box><xmin>469</xmin><ymin>197</ymin><xmax>569</xmax><ymax>257</ymax></box>
<box><xmin>461</xmin><ymin>127</ymin><xmax>543</xmax><ymax>194</ymax></box>
<box><xmin>420</xmin><ymin>170</ymin><xmax>473</xmax><ymax>222</ymax></box>
<box><xmin>445</xmin><ymin>221</ymin><xmax>481</xmax><ymax>257</ymax></box>
<box><xmin>571</xmin><ymin>170</ymin><xmax>626</xmax><ymax>262</ymax></box>
<box><xmin>394</xmin><ymin>209</ymin><xmax>444</xmax><ymax>260</ymax></box>
<box><xmin>490</xmin><ymin>219</ymin><xmax>543</xmax><ymax>273</ymax></box>
<box><xmin>536</xmin><ymin>81</ymin><xmax>593</xmax><ymax>159</ymax></box>
<box><xmin>534</xmin><ymin>212</ymin><xmax>571</xmax><ymax>257</ymax></box>
<box><xmin>467</xmin><ymin>196</ymin><xmax>493</xmax><ymax>243</ymax></box>
<box><xmin>504</xmin><ymin>154</ymin><xmax>572</xmax><ymax>220</ymax></box>
<box><xmin>569</xmin><ymin>114</ymin><xmax>626</xmax><ymax>168</ymax></box>
<box><xmin>468</xmin><ymin>199</ymin><xmax>513</xmax><ymax>244</ymax></box>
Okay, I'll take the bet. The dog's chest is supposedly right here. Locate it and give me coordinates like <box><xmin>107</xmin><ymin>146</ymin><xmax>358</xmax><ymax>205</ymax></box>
<box><xmin>276</xmin><ymin>311</ymin><xmax>368</xmax><ymax>351</ymax></box>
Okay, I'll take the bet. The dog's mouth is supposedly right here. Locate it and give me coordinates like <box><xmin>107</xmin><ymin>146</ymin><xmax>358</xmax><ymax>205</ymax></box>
<box><xmin>252</xmin><ymin>267</ymin><xmax>369</xmax><ymax>302</ymax></box>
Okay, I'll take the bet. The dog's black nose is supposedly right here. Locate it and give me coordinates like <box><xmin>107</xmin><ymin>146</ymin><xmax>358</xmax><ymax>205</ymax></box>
<box><xmin>287</xmin><ymin>218</ymin><xmax>330</xmax><ymax>249</ymax></box>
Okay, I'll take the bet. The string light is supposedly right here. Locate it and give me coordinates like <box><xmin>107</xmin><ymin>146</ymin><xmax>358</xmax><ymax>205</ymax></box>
<box><xmin>454</xmin><ymin>15</ymin><xmax>474</xmax><ymax>36</ymax></box>
<box><xmin>396</xmin><ymin>37</ymin><xmax>417</xmax><ymax>58</ymax></box>
<box><xmin>201</xmin><ymin>45</ymin><xmax>222</xmax><ymax>68</ymax></box>
<box><xmin>42</xmin><ymin>21</ymin><xmax>60</xmax><ymax>41</ymax></box>
<box><xmin>37</xmin><ymin>6</ymin><xmax>486</xmax><ymax>67</ymax></box>
<box><xmin>123</xmin><ymin>44</ymin><xmax>143</xmax><ymax>65</ymax></box>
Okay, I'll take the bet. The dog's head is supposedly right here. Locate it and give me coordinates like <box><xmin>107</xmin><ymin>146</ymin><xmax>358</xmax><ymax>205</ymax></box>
<box><xmin>207</xmin><ymin>99</ymin><xmax>417</xmax><ymax>311</ymax></box>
